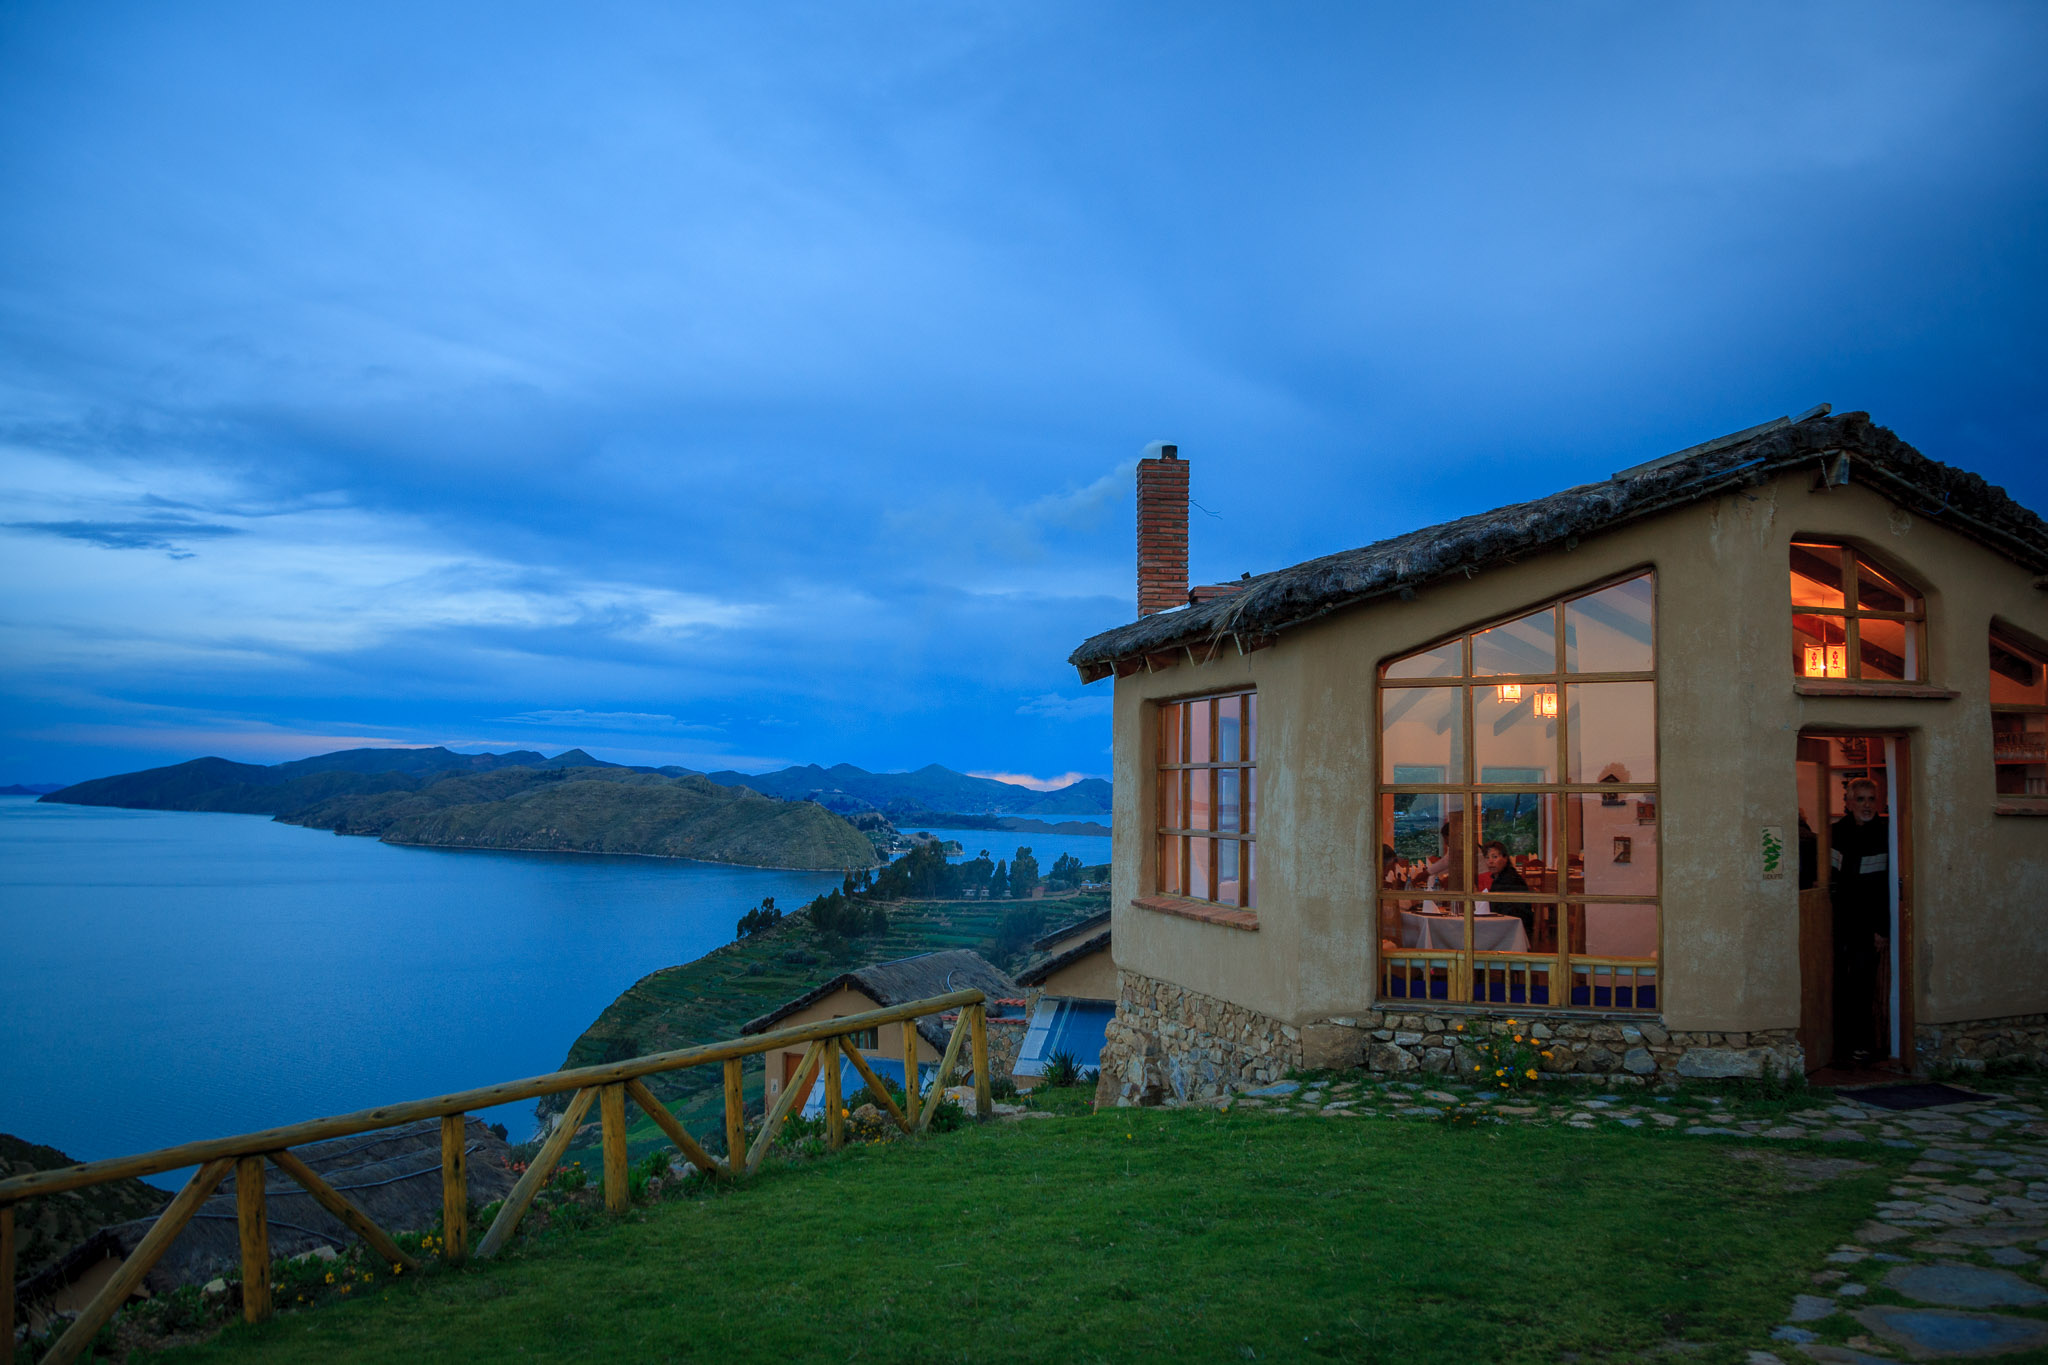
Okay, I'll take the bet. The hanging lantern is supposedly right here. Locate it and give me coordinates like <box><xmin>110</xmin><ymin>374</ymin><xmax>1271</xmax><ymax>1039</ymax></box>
<box><xmin>1496</xmin><ymin>683</ymin><xmax>1523</xmax><ymax>703</ymax></box>
<box><xmin>1532</xmin><ymin>688</ymin><xmax>1558</xmax><ymax>718</ymax></box>
<box><xmin>1825</xmin><ymin>644</ymin><xmax>1848</xmax><ymax>678</ymax></box>
<box><xmin>1803</xmin><ymin>645</ymin><xmax>1827</xmax><ymax>678</ymax></box>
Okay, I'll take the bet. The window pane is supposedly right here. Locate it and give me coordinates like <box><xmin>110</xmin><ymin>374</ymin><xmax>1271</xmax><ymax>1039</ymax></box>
<box><xmin>1568</xmin><ymin>902</ymin><xmax>1659</xmax><ymax>960</ymax></box>
<box><xmin>1991</xmin><ymin>634</ymin><xmax>2048</xmax><ymax>707</ymax></box>
<box><xmin>1190</xmin><ymin>838</ymin><xmax>1214</xmax><ymax>901</ymax></box>
<box><xmin>1564</xmin><ymin>575</ymin><xmax>1654</xmax><ymax>673</ymax></box>
<box><xmin>1244</xmin><ymin>768</ymin><xmax>1257</xmax><ymax>835</ymax></box>
<box><xmin>1385</xmin><ymin>640</ymin><xmax>1462</xmax><ymax>679</ymax></box>
<box><xmin>1472</xmin><ymin>607</ymin><xmax>1558</xmax><ymax>676</ymax></box>
<box><xmin>1789</xmin><ymin>544</ymin><xmax>1847</xmax><ymax>610</ymax></box>
<box><xmin>1188</xmin><ymin>698</ymin><xmax>1213</xmax><ymax>763</ymax></box>
<box><xmin>1475</xmin><ymin>687</ymin><xmax>1558</xmax><ymax>783</ymax></box>
<box><xmin>1379</xmin><ymin>792</ymin><xmax>1466</xmax><ymax>881</ymax></box>
<box><xmin>1188</xmin><ymin>767</ymin><xmax>1214</xmax><ymax>831</ymax></box>
<box><xmin>1566</xmin><ymin>682</ymin><xmax>1657</xmax><ymax>784</ymax></box>
<box><xmin>1794</xmin><ymin>614</ymin><xmax>1849</xmax><ymax>678</ymax></box>
<box><xmin>1246</xmin><ymin>693</ymin><xmax>1258</xmax><ymax>759</ymax></box>
<box><xmin>1381</xmin><ymin>686</ymin><xmax>1464</xmax><ymax>784</ymax></box>
<box><xmin>1568</xmin><ymin>793</ymin><xmax>1660</xmax><ymax>897</ymax></box>
<box><xmin>1243</xmin><ymin>841</ymin><xmax>1256</xmax><ymax>908</ymax></box>
<box><xmin>1217</xmin><ymin>767</ymin><xmax>1241</xmax><ymax>831</ymax></box>
<box><xmin>1160</xmin><ymin>702</ymin><xmax>1185</xmax><ymax>764</ymax></box>
<box><xmin>1218</xmin><ymin>695</ymin><xmax>1244</xmax><ymax>764</ymax></box>
<box><xmin>1480</xmin><ymin>793</ymin><xmax>1558</xmax><ymax>882</ymax></box>
<box><xmin>1216</xmin><ymin>838</ymin><xmax>1241</xmax><ymax>905</ymax></box>
<box><xmin>1161</xmin><ymin>768</ymin><xmax>1185</xmax><ymax>829</ymax></box>
<box><xmin>1855</xmin><ymin>556</ymin><xmax>1919</xmax><ymax>614</ymax></box>
<box><xmin>1157</xmin><ymin>835</ymin><xmax>1183</xmax><ymax>895</ymax></box>
<box><xmin>1858</xmin><ymin>617</ymin><xmax>1920</xmax><ymax>682</ymax></box>
<box><xmin>1994</xmin><ymin>714</ymin><xmax>2047</xmax><ymax>796</ymax></box>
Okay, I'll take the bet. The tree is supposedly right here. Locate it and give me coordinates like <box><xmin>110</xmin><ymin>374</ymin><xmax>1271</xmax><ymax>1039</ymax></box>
<box><xmin>1047</xmin><ymin>852</ymin><xmax>1085</xmax><ymax>889</ymax></box>
<box><xmin>735</xmin><ymin>896</ymin><xmax>781</xmax><ymax>939</ymax></box>
<box><xmin>1009</xmin><ymin>846</ymin><xmax>1039</xmax><ymax>899</ymax></box>
<box><xmin>988</xmin><ymin>859</ymin><xmax>1008</xmax><ymax>900</ymax></box>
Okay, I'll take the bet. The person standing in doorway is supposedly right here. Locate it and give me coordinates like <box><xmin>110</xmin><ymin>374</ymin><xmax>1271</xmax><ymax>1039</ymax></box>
<box><xmin>1830</xmin><ymin>777</ymin><xmax>1890</xmax><ymax>1064</ymax></box>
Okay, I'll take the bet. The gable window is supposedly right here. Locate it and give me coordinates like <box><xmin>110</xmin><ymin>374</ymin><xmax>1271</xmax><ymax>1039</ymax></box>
<box><xmin>1791</xmin><ymin>542</ymin><xmax>1926</xmax><ymax>682</ymax></box>
<box><xmin>1991</xmin><ymin>629</ymin><xmax>2047</xmax><ymax>800</ymax></box>
<box><xmin>1377</xmin><ymin>572</ymin><xmax>1659</xmax><ymax>1012</ymax></box>
<box><xmin>1156</xmin><ymin>691</ymin><xmax>1256</xmax><ymax>908</ymax></box>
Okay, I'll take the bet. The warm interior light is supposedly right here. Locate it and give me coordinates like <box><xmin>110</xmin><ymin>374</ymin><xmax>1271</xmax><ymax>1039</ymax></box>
<box><xmin>1803</xmin><ymin>645</ymin><xmax>1826</xmax><ymax>678</ymax></box>
<box><xmin>1497</xmin><ymin>683</ymin><xmax>1523</xmax><ymax>703</ymax></box>
<box><xmin>1532</xmin><ymin>688</ymin><xmax>1558</xmax><ymax>718</ymax></box>
<box><xmin>1826</xmin><ymin>644</ymin><xmax>1848</xmax><ymax>679</ymax></box>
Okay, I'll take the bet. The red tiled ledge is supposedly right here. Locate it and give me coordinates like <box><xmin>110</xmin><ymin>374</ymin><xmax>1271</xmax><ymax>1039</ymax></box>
<box><xmin>1794</xmin><ymin>680</ymin><xmax>1960</xmax><ymax>700</ymax></box>
<box><xmin>1131</xmin><ymin>895</ymin><xmax>1259</xmax><ymax>931</ymax></box>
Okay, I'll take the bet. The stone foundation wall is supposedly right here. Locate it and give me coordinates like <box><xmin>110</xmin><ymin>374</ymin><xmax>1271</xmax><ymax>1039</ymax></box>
<box><xmin>1304</xmin><ymin>1009</ymin><xmax>1804</xmax><ymax>1085</ymax></box>
<box><xmin>1094</xmin><ymin>970</ymin><xmax>1301</xmax><ymax>1106</ymax></box>
<box><xmin>1914</xmin><ymin>1014</ymin><xmax>2048</xmax><ymax>1072</ymax></box>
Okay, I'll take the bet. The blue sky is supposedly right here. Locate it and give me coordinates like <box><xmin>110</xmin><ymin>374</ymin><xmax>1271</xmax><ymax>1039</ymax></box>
<box><xmin>3</xmin><ymin>3</ymin><xmax>2044</xmax><ymax>786</ymax></box>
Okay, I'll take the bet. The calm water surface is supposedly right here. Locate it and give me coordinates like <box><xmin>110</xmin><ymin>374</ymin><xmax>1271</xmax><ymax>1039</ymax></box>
<box><xmin>0</xmin><ymin>797</ymin><xmax>850</xmax><ymax>1174</ymax></box>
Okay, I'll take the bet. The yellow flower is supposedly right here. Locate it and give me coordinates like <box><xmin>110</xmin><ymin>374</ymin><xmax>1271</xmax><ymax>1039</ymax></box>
<box><xmin>324</xmin><ymin>1272</ymin><xmax>335</xmax><ymax>1284</ymax></box>
<box><xmin>1541</xmin><ymin>1050</ymin><xmax>1553</xmax><ymax>1058</ymax></box>
<box><xmin>1494</xmin><ymin>1068</ymin><xmax>1505</xmax><ymax>1076</ymax></box>
<box><xmin>392</xmin><ymin>1264</ymin><xmax>404</xmax><ymax>1275</ymax></box>
<box><xmin>1454</xmin><ymin>1023</ymin><xmax>1464</xmax><ymax>1031</ymax></box>
<box><xmin>1512</xmin><ymin>1035</ymin><xmax>1523</xmax><ymax>1043</ymax></box>
<box><xmin>1525</xmin><ymin>1069</ymin><xmax>1538</xmax><ymax>1080</ymax></box>
<box><xmin>1473</xmin><ymin>1065</ymin><xmax>1481</xmax><ymax>1072</ymax></box>
<box><xmin>339</xmin><ymin>1285</ymin><xmax>351</xmax><ymax>1295</ymax></box>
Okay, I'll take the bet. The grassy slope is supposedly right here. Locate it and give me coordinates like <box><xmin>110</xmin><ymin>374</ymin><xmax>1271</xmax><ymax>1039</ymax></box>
<box><xmin>141</xmin><ymin>1110</ymin><xmax>1895</xmax><ymax>1365</ymax></box>
<box><xmin>0</xmin><ymin>1132</ymin><xmax>167</xmax><ymax>1277</ymax></box>
<box><xmin>541</xmin><ymin>891</ymin><xmax>1108</xmax><ymax>1146</ymax></box>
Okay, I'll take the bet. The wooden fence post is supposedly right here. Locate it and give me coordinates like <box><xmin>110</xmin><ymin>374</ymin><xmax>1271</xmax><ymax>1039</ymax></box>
<box><xmin>824</xmin><ymin>1038</ymin><xmax>844</xmax><ymax>1151</ymax></box>
<box><xmin>440</xmin><ymin>1115</ymin><xmax>468</xmax><ymax>1264</ymax></box>
<box><xmin>235</xmin><ymin>1156</ymin><xmax>271</xmax><ymax>1323</ymax></box>
<box><xmin>971</xmin><ymin>1003</ymin><xmax>991</xmax><ymax>1118</ymax></box>
<box><xmin>901</xmin><ymin>1020</ymin><xmax>921</xmax><ymax>1129</ymax></box>
<box><xmin>600</xmin><ymin>1083</ymin><xmax>630</xmax><ymax>1214</ymax></box>
<box><xmin>723</xmin><ymin>1059</ymin><xmax>746</xmax><ymax>1177</ymax></box>
<box><xmin>2</xmin><ymin>1203</ymin><xmax>14</xmax><ymax>1365</ymax></box>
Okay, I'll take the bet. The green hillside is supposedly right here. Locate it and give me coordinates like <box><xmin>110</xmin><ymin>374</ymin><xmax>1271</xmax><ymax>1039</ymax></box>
<box><xmin>1</xmin><ymin>1132</ymin><xmax>168</xmax><ymax>1278</ymax></box>
<box><xmin>541</xmin><ymin>887</ymin><xmax>1107</xmax><ymax>1139</ymax></box>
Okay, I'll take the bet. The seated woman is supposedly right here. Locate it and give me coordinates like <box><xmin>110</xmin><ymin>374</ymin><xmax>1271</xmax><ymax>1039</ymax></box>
<box><xmin>1481</xmin><ymin>841</ymin><xmax>1535</xmax><ymax>936</ymax></box>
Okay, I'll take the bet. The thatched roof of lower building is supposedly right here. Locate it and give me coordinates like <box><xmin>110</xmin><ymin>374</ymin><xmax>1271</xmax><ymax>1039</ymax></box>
<box><xmin>741</xmin><ymin>949</ymin><xmax>1019</xmax><ymax>1053</ymax></box>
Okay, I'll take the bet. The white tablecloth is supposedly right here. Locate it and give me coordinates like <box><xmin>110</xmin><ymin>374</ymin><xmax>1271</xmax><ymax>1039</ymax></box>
<box><xmin>1399</xmin><ymin>911</ymin><xmax>1531</xmax><ymax>952</ymax></box>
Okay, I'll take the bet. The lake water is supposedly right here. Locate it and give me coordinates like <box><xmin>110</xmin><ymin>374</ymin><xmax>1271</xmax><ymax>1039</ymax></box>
<box><xmin>917</xmin><ymin>827</ymin><xmax>1113</xmax><ymax>873</ymax></box>
<box><xmin>0</xmin><ymin>797</ymin><xmax>854</xmax><ymax>1177</ymax></box>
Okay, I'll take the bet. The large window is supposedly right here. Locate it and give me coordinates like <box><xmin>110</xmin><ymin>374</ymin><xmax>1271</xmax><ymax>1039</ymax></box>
<box><xmin>1156</xmin><ymin>691</ymin><xmax>1257</xmax><ymax>908</ymax></box>
<box><xmin>1992</xmin><ymin>629</ymin><xmax>2047</xmax><ymax>800</ymax></box>
<box><xmin>1378</xmin><ymin>572</ymin><xmax>1659</xmax><ymax>1012</ymax></box>
<box><xmin>1791</xmin><ymin>542</ymin><xmax>1926</xmax><ymax>682</ymax></box>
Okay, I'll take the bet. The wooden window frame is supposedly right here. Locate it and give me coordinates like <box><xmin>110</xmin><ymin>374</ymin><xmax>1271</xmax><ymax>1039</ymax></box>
<box><xmin>1991</xmin><ymin>627</ymin><xmax>2048</xmax><ymax>807</ymax></box>
<box><xmin>1154</xmin><ymin>689</ymin><xmax>1257</xmax><ymax>910</ymax></box>
<box><xmin>1790</xmin><ymin>541</ymin><xmax>1929</xmax><ymax>685</ymax></box>
<box><xmin>1375</xmin><ymin>570</ymin><xmax>1661</xmax><ymax>1014</ymax></box>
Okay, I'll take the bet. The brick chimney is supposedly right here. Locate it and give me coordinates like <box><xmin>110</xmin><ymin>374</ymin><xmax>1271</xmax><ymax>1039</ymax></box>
<box><xmin>1136</xmin><ymin>445</ymin><xmax>1189</xmax><ymax>616</ymax></box>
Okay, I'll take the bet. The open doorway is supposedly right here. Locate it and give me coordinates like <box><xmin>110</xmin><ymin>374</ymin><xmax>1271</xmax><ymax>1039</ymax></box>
<box><xmin>1796</xmin><ymin>733</ymin><xmax>1914</xmax><ymax>1076</ymax></box>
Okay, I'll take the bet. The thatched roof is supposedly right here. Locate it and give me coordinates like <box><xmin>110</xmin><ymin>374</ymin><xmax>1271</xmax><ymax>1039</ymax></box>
<box><xmin>1030</xmin><ymin>910</ymin><xmax>1109</xmax><ymax>954</ymax></box>
<box><xmin>16</xmin><ymin>1118</ymin><xmax>517</xmax><ymax>1304</ymax></box>
<box><xmin>1017</xmin><ymin>930</ymin><xmax>1111</xmax><ymax>989</ymax></box>
<box><xmin>1071</xmin><ymin>409</ymin><xmax>2048</xmax><ymax>672</ymax></box>
<box><xmin>741</xmin><ymin>950</ymin><xmax>1019</xmax><ymax>1052</ymax></box>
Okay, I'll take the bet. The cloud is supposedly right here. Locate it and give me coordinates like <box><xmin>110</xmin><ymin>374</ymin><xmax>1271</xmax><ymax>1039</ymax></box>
<box><xmin>7</xmin><ymin>517</ymin><xmax>239</xmax><ymax>555</ymax></box>
<box><xmin>493</xmin><ymin>709</ymin><xmax>724</xmax><ymax>734</ymax></box>
<box><xmin>1016</xmin><ymin>692</ymin><xmax>1113</xmax><ymax>721</ymax></box>
<box><xmin>966</xmin><ymin>769</ymin><xmax>1097</xmax><ymax>791</ymax></box>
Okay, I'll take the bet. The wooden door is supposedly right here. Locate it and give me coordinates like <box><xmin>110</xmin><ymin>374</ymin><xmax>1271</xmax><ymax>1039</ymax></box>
<box><xmin>1796</xmin><ymin>738</ymin><xmax>1833</xmax><ymax>1070</ymax></box>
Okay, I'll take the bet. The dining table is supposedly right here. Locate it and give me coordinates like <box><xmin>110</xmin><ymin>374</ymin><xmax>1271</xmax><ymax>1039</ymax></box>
<box><xmin>1398</xmin><ymin>909</ymin><xmax>1532</xmax><ymax>952</ymax></box>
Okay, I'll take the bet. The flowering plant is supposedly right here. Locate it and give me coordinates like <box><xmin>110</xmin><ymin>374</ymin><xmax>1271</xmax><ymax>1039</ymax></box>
<box><xmin>1458</xmin><ymin>1017</ymin><xmax>1543</xmax><ymax>1092</ymax></box>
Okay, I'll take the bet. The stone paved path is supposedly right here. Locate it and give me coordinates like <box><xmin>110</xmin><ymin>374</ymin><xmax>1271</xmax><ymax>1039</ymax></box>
<box><xmin>1187</xmin><ymin>1071</ymin><xmax>2048</xmax><ymax>1360</ymax></box>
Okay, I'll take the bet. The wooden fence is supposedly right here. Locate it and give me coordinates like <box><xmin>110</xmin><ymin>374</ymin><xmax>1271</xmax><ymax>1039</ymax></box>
<box><xmin>0</xmin><ymin>989</ymin><xmax>992</xmax><ymax>1365</ymax></box>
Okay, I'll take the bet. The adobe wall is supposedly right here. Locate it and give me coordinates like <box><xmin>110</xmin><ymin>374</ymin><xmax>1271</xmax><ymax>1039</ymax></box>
<box><xmin>1034</xmin><ymin>945</ymin><xmax>1118</xmax><ymax>1001</ymax></box>
<box><xmin>1103</xmin><ymin>463</ymin><xmax>2048</xmax><ymax>1067</ymax></box>
<box><xmin>759</xmin><ymin>984</ymin><xmax>940</xmax><ymax>1107</ymax></box>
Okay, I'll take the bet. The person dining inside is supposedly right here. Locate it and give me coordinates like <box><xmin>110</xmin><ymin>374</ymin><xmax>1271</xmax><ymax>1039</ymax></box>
<box><xmin>1480</xmin><ymin>840</ymin><xmax>1534</xmax><ymax>937</ymax></box>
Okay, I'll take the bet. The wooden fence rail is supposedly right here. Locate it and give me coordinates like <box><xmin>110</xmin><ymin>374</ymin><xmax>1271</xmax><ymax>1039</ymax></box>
<box><xmin>1</xmin><ymin>989</ymin><xmax>990</xmax><ymax>1365</ymax></box>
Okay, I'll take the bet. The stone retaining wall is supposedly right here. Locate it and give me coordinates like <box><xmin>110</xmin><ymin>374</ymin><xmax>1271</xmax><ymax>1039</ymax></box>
<box><xmin>1094</xmin><ymin>970</ymin><xmax>1301</xmax><ymax>1106</ymax></box>
<box><xmin>1303</xmin><ymin>1009</ymin><xmax>1804</xmax><ymax>1085</ymax></box>
<box><xmin>1913</xmin><ymin>1013</ymin><xmax>2048</xmax><ymax>1072</ymax></box>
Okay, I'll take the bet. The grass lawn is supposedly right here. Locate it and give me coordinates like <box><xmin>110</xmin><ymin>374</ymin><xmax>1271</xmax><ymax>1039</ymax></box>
<box><xmin>137</xmin><ymin>1106</ymin><xmax>1897</xmax><ymax>1365</ymax></box>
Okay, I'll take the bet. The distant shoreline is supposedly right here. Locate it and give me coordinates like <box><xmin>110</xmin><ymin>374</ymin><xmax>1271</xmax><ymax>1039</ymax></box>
<box><xmin>375</xmin><ymin>835</ymin><xmax>862</xmax><ymax>874</ymax></box>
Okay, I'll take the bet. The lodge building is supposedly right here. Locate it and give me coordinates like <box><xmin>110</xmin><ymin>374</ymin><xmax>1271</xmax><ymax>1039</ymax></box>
<box><xmin>1069</xmin><ymin>410</ymin><xmax>2048</xmax><ymax>1102</ymax></box>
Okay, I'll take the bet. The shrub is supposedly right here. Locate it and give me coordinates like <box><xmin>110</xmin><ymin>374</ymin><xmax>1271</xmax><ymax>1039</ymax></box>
<box><xmin>1043</xmin><ymin>1050</ymin><xmax>1084</xmax><ymax>1088</ymax></box>
<box><xmin>990</xmin><ymin>1074</ymin><xmax>1020</xmax><ymax>1102</ymax></box>
<box><xmin>1453</xmin><ymin>1018</ymin><xmax>1542</xmax><ymax>1092</ymax></box>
